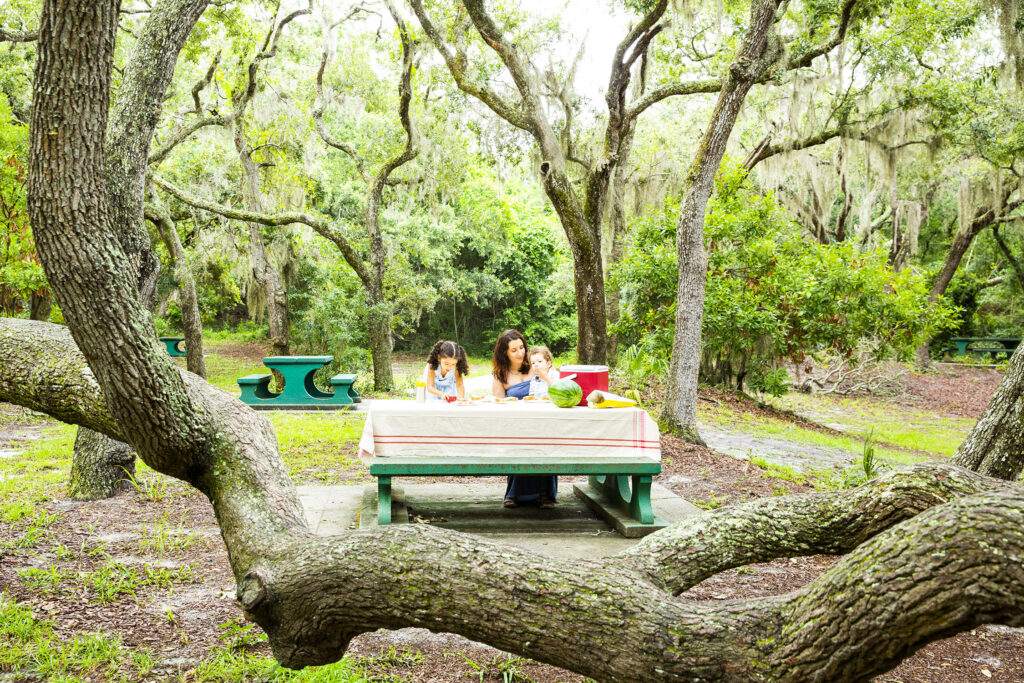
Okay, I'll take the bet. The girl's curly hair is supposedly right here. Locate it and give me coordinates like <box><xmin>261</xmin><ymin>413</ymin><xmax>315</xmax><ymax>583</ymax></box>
<box><xmin>427</xmin><ymin>340</ymin><xmax>469</xmax><ymax>376</ymax></box>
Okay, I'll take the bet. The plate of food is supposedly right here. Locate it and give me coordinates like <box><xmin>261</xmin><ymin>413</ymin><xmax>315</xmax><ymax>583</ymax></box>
<box><xmin>455</xmin><ymin>398</ymin><xmax>476</xmax><ymax>406</ymax></box>
<box><xmin>496</xmin><ymin>397</ymin><xmax>518</xmax><ymax>403</ymax></box>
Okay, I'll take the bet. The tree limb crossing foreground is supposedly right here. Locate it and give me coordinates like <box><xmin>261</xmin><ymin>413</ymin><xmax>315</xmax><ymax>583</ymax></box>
<box><xmin>8</xmin><ymin>0</ymin><xmax>1024</xmax><ymax>680</ymax></box>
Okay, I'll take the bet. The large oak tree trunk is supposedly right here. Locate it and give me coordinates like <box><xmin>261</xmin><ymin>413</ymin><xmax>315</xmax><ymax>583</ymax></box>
<box><xmin>29</xmin><ymin>291</ymin><xmax>51</xmax><ymax>321</ymax></box>
<box><xmin>68</xmin><ymin>428</ymin><xmax>136</xmax><ymax>500</ymax></box>
<box><xmin>661</xmin><ymin>0</ymin><xmax>784</xmax><ymax>444</ymax></box>
<box><xmin>66</xmin><ymin>0</ymin><xmax>209</xmax><ymax>499</ymax></box>
<box><xmin>13</xmin><ymin>3</ymin><xmax>1024</xmax><ymax>681</ymax></box>
<box><xmin>953</xmin><ymin>344</ymin><xmax>1024</xmax><ymax>479</ymax></box>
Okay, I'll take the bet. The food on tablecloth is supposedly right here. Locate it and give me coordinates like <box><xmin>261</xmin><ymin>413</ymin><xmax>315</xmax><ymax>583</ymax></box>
<box><xmin>455</xmin><ymin>398</ymin><xmax>475</xmax><ymax>406</ymax></box>
<box><xmin>587</xmin><ymin>391</ymin><xmax>638</xmax><ymax>408</ymax></box>
<box><xmin>522</xmin><ymin>395</ymin><xmax>538</xmax><ymax>401</ymax></box>
<box><xmin>496</xmin><ymin>396</ymin><xmax>518</xmax><ymax>403</ymax></box>
<box><xmin>549</xmin><ymin>379</ymin><xmax>583</xmax><ymax>408</ymax></box>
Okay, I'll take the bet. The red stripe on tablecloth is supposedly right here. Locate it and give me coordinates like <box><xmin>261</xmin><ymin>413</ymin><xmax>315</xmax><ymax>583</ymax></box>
<box><xmin>373</xmin><ymin>438</ymin><xmax>660</xmax><ymax>449</ymax></box>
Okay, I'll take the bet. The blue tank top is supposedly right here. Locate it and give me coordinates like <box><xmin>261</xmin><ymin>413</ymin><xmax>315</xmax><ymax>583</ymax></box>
<box><xmin>505</xmin><ymin>380</ymin><xmax>531</xmax><ymax>399</ymax></box>
<box><xmin>428</xmin><ymin>367</ymin><xmax>458</xmax><ymax>401</ymax></box>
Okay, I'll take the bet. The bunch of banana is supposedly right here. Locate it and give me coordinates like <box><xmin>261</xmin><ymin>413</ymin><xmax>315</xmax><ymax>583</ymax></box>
<box><xmin>585</xmin><ymin>390</ymin><xmax>638</xmax><ymax>409</ymax></box>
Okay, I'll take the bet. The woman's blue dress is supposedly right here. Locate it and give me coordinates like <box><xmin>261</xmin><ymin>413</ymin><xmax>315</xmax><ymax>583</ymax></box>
<box><xmin>502</xmin><ymin>380</ymin><xmax>558</xmax><ymax>503</ymax></box>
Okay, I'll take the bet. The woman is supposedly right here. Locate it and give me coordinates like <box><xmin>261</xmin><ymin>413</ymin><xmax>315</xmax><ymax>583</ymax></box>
<box><xmin>492</xmin><ymin>329</ymin><xmax>557</xmax><ymax>509</ymax></box>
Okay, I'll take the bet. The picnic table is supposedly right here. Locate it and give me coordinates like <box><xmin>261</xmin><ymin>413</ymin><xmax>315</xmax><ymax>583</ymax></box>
<box><xmin>237</xmin><ymin>355</ymin><xmax>359</xmax><ymax>410</ymax></box>
<box><xmin>358</xmin><ymin>400</ymin><xmax>665</xmax><ymax>537</ymax></box>
<box><xmin>944</xmin><ymin>337</ymin><xmax>1021</xmax><ymax>361</ymax></box>
<box><xmin>159</xmin><ymin>337</ymin><xmax>187</xmax><ymax>357</ymax></box>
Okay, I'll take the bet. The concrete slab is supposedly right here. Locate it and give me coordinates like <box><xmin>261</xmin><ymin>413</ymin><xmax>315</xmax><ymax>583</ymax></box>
<box><xmin>297</xmin><ymin>484</ymin><xmax>364</xmax><ymax>535</ymax></box>
<box><xmin>298</xmin><ymin>480</ymin><xmax>701</xmax><ymax>559</ymax></box>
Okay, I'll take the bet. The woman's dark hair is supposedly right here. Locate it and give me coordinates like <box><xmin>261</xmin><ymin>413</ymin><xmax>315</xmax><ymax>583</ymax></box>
<box><xmin>427</xmin><ymin>340</ymin><xmax>469</xmax><ymax>376</ymax></box>
<box><xmin>492</xmin><ymin>329</ymin><xmax>529</xmax><ymax>384</ymax></box>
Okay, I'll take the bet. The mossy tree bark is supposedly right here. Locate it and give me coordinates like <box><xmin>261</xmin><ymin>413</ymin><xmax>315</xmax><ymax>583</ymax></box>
<box><xmin>661</xmin><ymin>0</ymin><xmax>785</xmax><ymax>445</ymax></box>
<box><xmin>67</xmin><ymin>0</ymin><xmax>209</xmax><ymax>500</ymax></box>
<box><xmin>68</xmin><ymin>428</ymin><xmax>136</xmax><ymax>500</ymax></box>
<box><xmin>952</xmin><ymin>343</ymin><xmax>1024</xmax><ymax>480</ymax></box>
<box><xmin>13</xmin><ymin>2</ymin><xmax>1024</xmax><ymax>680</ymax></box>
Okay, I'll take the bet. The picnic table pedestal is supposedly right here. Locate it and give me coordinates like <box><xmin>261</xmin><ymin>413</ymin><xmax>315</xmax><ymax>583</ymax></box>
<box><xmin>237</xmin><ymin>356</ymin><xmax>359</xmax><ymax>410</ymax></box>
<box><xmin>360</xmin><ymin>401</ymin><xmax>666</xmax><ymax>537</ymax></box>
<box><xmin>159</xmin><ymin>337</ymin><xmax>186</xmax><ymax>357</ymax></box>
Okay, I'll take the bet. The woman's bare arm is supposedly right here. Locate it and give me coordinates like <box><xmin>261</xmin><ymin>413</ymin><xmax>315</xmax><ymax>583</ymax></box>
<box><xmin>492</xmin><ymin>376</ymin><xmax>506</xmax><ymax>398</ymax></box>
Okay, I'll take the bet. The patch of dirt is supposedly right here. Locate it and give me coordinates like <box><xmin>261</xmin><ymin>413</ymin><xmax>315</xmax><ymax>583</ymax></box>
<box><xmin>899</xmin><ymin>364</ymin><xmax>1005</xmax><ymax>419</ymax></box>
<box><xmin>659</xmin><ymin>434</ymin><xmax>813</xmax><ymax>504</ymax></box>
<box><xmin>205</xmin><ymin>340</ymin><xmax>268</xmax><ymax>363</ymax></box>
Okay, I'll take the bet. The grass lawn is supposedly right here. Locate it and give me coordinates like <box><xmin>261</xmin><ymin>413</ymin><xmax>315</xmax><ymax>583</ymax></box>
<box><xmin>697</xmin><ymin>397</ymin><xmax>947</xmax><ymax>467</ymax></box>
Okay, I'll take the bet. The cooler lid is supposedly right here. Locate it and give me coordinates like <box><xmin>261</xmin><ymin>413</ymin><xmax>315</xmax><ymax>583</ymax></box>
<box><xmin>559</xmin><ymin>364</ymin><xmax>609</xmax><ymax>372</ymax></box>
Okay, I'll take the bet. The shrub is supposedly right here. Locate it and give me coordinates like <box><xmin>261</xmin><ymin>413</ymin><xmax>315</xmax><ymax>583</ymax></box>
<box><xmin>610</xmin><ymin>159</ymin><xmax>957</xmax><ymax>395</ymax></box>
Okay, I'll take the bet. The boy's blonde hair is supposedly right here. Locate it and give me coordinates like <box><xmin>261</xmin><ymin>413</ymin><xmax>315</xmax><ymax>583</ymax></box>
<box><xmin>528</xmin><ymin>345</ymin><xmax>553</xmax><ymax>364</ymax></box>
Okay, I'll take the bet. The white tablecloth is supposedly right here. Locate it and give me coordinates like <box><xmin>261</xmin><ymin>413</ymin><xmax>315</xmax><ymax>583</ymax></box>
<box><xmin>358</xmin><ymin>400</ymin><xmax>660</xmax><ymax>461</ymax></box>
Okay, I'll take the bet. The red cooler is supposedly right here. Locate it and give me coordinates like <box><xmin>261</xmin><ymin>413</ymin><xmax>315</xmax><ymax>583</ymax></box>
<box><xmin>558</xmin><ymin>364</ymin><xmax>609</xmax><ymax>406</ymax></box>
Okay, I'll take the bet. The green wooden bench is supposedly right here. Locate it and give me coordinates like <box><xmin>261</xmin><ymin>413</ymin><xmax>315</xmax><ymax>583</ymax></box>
<box><xmin>368</xmin><ymin>455</ymin><xmax>665</xmax><ymax>538</ymax></box>
<box><xmin>237</xmin><ymin>356</ymin><xmax>359</xmax><ymax>409</ymax></box>
<box><xmin>159</xmin><ymin>336</ymin><xmax>186</xmax><ymax>357</ymax></box>
<box><xmin>942</xmin><ymin>337</ymin><xmax>1021</xmax><ymax>361</ymax></box>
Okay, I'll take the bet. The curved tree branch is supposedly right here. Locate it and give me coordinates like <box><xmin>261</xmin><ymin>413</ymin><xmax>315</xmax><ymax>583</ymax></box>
<box><xmin>407</xmin><ymin>0</ymin><xmax>533</xmax><ymax>132</ymax></box>
<box><xmin>149</xmin><ymin>174</ymin><xmax>375</xmax><ymax>288</ymax></box>
<box><xmin>622</xmin><ymin>462</ymin><xmax>1014</xmax><ymax>594</ymax></box>
<box><xmin>313</xmin><ymin>12</ymin><xmax>371</xmax><ymax>183</ymax></box>
<box><xmin>626</xmin><ymin>0</ymin><xmax>860</xmax><ymax>124</ymax></box>
<box><xmin>149</xmin><ymin>114</ymin><xmax>229</xmax><ymax>165</ymax></box>
<box><xmin>0</xmin><ymin>26</ymin><xmax>38</xmax><ymax>42</ymax></box>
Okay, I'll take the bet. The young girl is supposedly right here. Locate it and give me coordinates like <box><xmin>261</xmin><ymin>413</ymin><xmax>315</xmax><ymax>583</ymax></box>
<box><xmin>425</xmin><ymin>340</ymin><xmax>468</xmax><ymax>402</ymax></box>
<box><xmin>528</xmin><ymin>345</ymin><xmax>559</xmax><ymax>398</ymax></box>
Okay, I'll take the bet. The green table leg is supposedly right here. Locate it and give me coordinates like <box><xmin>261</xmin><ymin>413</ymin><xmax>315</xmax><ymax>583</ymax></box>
<box><xmin>629</xmin><ymin>475</ymin><xmax>655</xmax><ymax>524</ymax></box>
<box><xmin>159</xmin><ymin>337</ymin><xmax>186</xmax><ymax>357</ymax></box>
<box><xmin>377</xmin><ymin>477</ymin><xmax>392</xmax><ymax>525</ymax></box>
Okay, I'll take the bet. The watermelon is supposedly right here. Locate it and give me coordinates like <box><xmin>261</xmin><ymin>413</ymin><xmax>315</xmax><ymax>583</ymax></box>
<box><xmin>549</xmin><ymin>379</ymin><xmax>583</xmax><ymax>408</ymax></box>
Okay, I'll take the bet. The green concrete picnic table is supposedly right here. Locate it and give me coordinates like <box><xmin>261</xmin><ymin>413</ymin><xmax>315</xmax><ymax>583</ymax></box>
<box><xmin>237</xmin><ymin>355</ymin><xmax>359</xmax><ymax>410</ymax></box>
<box><xmin>159</xmin><ymin>337</ymin><xmax>187</xmax><ymax>357</ymax></box>
<box><xmin>945</xmin><ymin>337</ymin><xmax>1022</xmax><ymax>360</ymax></box>
<box><xmin>358</xmin><ymin>400</ymin><xmax>666</xmax><ymax>537</ymax></box>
